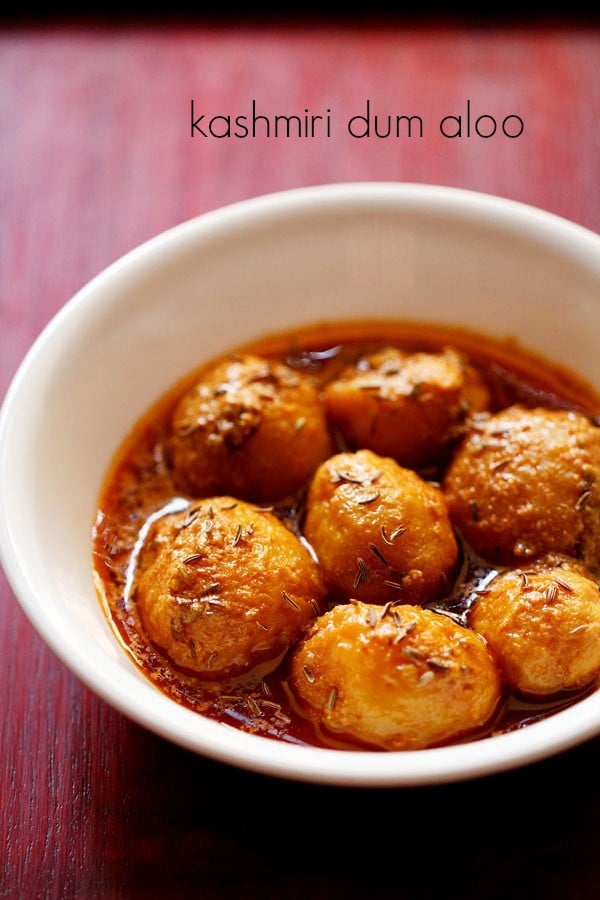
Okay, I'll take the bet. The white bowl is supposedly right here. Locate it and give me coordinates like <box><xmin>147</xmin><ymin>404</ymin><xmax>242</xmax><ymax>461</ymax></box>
<box><xmin>1</xmin><ymin>182</ymin><xmax>600</xmax><ymax>787</ymax></box>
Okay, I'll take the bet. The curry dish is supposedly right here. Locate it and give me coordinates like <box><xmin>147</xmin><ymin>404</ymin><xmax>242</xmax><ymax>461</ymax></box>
<box><xmin>93</xmin><ymin>321</ymin><xmax>600</xmax><ymax>751</ymax></box>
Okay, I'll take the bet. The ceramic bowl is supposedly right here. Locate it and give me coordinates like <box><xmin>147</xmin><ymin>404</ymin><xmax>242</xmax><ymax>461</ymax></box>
<box><xmin>2</xmin><ymin>182</ymin><xmax>600</xmax><ymax>786</ymax></box>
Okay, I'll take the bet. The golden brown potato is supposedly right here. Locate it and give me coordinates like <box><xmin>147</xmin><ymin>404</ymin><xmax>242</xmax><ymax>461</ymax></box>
<box><xmin>469</xmin><ymin>555</ymin><xmax>600</xmax><ymax>696</ymax></box>
<box><xmin>289</xmin><ymin>601</ymin><xmax>502</xmax><ymax>750</ymax></box>
<box><xmin>136</xmin><ymin>498</ymin><xmax>325</xmax><ymax>679</ymax></box>
<box><xmin>169</xmin><ymin>354</ymin><xmax>333</xmax><ymax>502</ymax></box>
<box><xmin>324</xmin><ymin>346</ymin><xmax>490</xmax><ymax>469</ymax></box>
<box><xmin>303</xmin><ymin>449</ymin><xmax>459</xmax><ymax>605</ymax></box>
<box><xmin>443</xmin><ymin>406</ymin><xmax>600</xmax><ymax>567</ymax></box>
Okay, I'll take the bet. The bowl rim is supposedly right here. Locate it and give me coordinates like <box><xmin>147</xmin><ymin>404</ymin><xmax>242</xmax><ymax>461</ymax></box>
<box><xmin>2</xmin><ymin>180</ymin><xmax>600</xmax><ymax>787</ymax></box>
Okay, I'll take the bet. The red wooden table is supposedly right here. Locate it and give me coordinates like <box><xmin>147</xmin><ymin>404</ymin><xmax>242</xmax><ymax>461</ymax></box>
<box><xmin>2</xmin><ymin>17</ymin><xmax>600</xmax><ymax>898</ymax></box>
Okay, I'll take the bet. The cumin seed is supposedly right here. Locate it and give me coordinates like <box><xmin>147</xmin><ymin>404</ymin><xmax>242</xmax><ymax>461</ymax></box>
<box><xmin>303</xmin><ymin>665</ymin><xmax>315</xmax><ymax>684</ymax></box>
<box><xmin>381</xmin><ymin>525</ymin><xmax>394</xmax><ymax>545</ymax></box>
<box><xmin>282</xmin><ymin>590</ymin><xmax>300</xmax><ymax>611</ymax></box>
<box><xmin>183</xmin><ymin>554</ymin><xmax>203</xmax><ymax>566</ymax></box>
<box><xmin>576</xmin><ymin>490</ymin><xmax>592</xmax><ymax>511</ymax></box>
<box><xmin>369</xmin><ymin>543</ymin><xmax>389</xmax><ymax>566</ymax></box>
<box><xmin>332</xmin><ymin>470</ymin><xmax>364</xmax><ymax>485</ymax></box>
<box><xmin>555</xmin><ymin>578</ymin><xmax>574</xmax><ymax>593</ymax></box>
<box><xmin>427</xmin><ymin>656</ymin><xmax>452</xmax><ymax>672</ymax></box>
<box><xmin>260</xmin><ymin>700</ymin><xmax>281</xmax><ymax>710</ymax></box>
<box><xmin>354</xmin><ymin>557</ymin><xmax>369</xmax><ymax>589</ymax></box>
<box><xmin>182</xmin><ymin>508</ymin><xmax>202</xmax><ymax>528</ymax></box>
<box><xmin>431</xmin><ymin>608</ymin><xmax>464</xmax><ymax>625</ymax></box>
<box><xmin>309</xmin><ymin>598</ymin><xmax>321</xmax><ymax>616</ymax></box>
<box><xmin>358</xmin><ymin>492</ymin><xmax>381</xmax><ymax>505</ymax></box>
<box><xmin>247</xmin><ymin>696</ymin><xmax>261</xmax><ymax>716</ymax></box>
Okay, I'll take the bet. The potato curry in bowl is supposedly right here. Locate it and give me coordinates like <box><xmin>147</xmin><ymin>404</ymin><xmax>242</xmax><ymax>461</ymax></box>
<box><xmin>92</xmin><ymin>319</ymin><xmax>600</xmax><ymax>753</ymax></box>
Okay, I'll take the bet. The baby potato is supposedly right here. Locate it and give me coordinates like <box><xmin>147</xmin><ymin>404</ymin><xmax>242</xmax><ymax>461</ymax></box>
<box><xmin>135</xmin><ymin>497</ymin><xmax>325</xmax><ymax>679</ymax></box>
<box><xmin>324</xmin><ymin>346</ymin><xmax>490</xmax><ymax>469</ymax></box>
<box><xmin>443</xmin><ymin>406</ymin><xmax>600</xmax><ymax>566</ymax></box>
<box><xmin>469</xmin><ymin>555</ymin><xmax>600</xmax><ymax>696</ymax></box>
<box><xmin>303</xmin><ymin>449</ymin><xmax>459</xmax><ymax>605</ymax></box>
<box><xmin>169</xmin><ymin>353</ymin><xmax>333</xmax><ymax>502</ymax></box>
<box><xmin>289</xmin><ymin>601</ymin><xmax>502</xmax><ymax>750</ymax></box>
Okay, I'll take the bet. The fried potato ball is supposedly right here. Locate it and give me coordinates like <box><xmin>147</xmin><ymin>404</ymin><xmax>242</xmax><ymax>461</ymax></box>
<box><xmin>135</xmin><ymin>498</ymin><xmax>325</xmax><ymax>679</ymax></box>
<box><xmin>469</xmin><ymin>555</ymin><xmax>600</xmax><ymax>696</ymax></box>
<box><xmin>324</xmin><ymin>346</ymin><xmax>490</xmax><ymax>469</ymax></box>
<box><xmin>443</xmin><ymin>406</ymin><xmax>600</xmax><ymax>566</ymax></box>
<box><xmin>303</xmin><ymin>449</ymin><xmax>459</xmax><ymax>605</ymax></box>
<box><xmin>289</xmin><ymin>601</ymin><xmax>502</xmax><ymax>750</ymax></box>
<box><xmin>169</xmin><ymin>354</ymin><xmax>333</xmax><ymax>502</ymax></box>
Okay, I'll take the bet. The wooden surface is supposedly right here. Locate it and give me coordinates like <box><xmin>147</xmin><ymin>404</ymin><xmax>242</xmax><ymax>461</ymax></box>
<box><xmin>1</xmin><ymin>18</ymin><xmax>600</xmax><ymax>899</ymax></box>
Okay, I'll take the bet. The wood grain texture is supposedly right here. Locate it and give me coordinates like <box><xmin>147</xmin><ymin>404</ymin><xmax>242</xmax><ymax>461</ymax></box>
<box><xmin>1</xmin><ymin>19</ymin><xmax>599</xmax><ymax>899</ymax></box>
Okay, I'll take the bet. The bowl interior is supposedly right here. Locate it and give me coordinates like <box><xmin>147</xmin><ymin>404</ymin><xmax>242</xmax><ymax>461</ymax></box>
<box><xmin>2</xmin><ymin>182</ymin><xmax>600</xmax><ymax>786</ymax></box>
